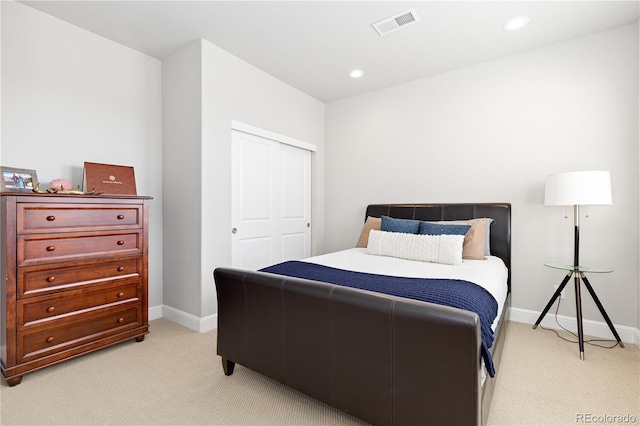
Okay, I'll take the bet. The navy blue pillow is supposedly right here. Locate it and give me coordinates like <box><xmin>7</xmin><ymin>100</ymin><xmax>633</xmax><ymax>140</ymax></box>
<box><xmin>419</xmin><ymin>222</ymin><xmax>471</xmax><ymax>236</ymax></box>
<box><xmin>381</xmin><ymin>215</ymin><xmax>421</xmax><ymax>234</ymax></box>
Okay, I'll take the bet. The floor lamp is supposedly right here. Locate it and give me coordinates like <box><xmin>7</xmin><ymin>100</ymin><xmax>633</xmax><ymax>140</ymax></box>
<box><xmin>533</xmin><ymin>170</ymin><xmax>624</xmax><ymax>359</ymax></box>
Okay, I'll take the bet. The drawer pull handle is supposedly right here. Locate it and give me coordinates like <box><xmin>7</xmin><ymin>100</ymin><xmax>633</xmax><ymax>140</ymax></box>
<box><xmin>117</xmin><ymin>215</ymin><xmax>125</xmax><ymax>220</ymax></box>
<box><xmin>117</xmin><ymin>317</ymin><xmax>125</xmax><ymax>323</ymax></box>
<box><xmin>46</xmin><ymin>246</ymin><xmax>56</xmax><ymax>252</ymax></box>
<box><xmin>47</xmin><ymin>306</ymin><xmax>55</xmax><ymax>313</ymax></box>
<box><xmin>46</xmin><ymin>215</ymin><xmax>56</xmax><ymax>221</ymax></box>
<box><xmin>117</xmin><ymin>266</ymin><xmax>125</xmax><ymax>272</ymax></box>
<box><xmin>117</xmin><ymin>292</ymin><xmax>124</xmax><ymax>298</ymax></box>
<box><xmin>117</xmin><ymin>240</ymin><xmax>125</xmax><ymax>246</ymax></box>
<box><xmin>46</xmin><ymin>276</ymin><xmax>56</xmax><ymax>282</ymax></box>
<box><xmin>46</xmin><ymin>336</ymin><xmax>54</xmax><ymax>343</ymax></box>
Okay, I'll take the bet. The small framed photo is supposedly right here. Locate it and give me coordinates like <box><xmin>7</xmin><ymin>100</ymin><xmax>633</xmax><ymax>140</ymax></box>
<box><xmin>0</xmin><ymin>166</ymin><xmax>38</xmax><ymax>192</ymax></box>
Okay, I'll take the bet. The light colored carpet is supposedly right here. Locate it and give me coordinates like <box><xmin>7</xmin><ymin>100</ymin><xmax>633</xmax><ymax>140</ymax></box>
<box><xmin>0</xmin><ymin>319</ymin><xmax>637</xmax><ymax>425</ymax></box>
<box><xmin>487</xmin><ymin>322</ymin><xmax>639</xmax><ymax>426</ymax></box>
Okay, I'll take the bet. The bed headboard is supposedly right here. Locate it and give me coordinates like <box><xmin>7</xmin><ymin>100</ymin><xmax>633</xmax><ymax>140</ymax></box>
<box><xmin>365</xmin><ymin>203</ymin><xmax>511</xmax><ymax>292</ymax></box>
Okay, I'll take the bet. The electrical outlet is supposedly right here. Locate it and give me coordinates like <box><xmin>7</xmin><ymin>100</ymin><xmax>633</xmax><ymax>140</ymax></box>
<box><xmin>554</xmin><ymin>284</ymin><xmax>566</xmax><ymax>300</ymax></box>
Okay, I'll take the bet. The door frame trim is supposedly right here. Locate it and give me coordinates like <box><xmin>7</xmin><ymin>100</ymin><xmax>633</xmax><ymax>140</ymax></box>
<box><xmin>232</xmin><ymin>121</ymin><xmax>316</xmax><ymax>152</ymax></box>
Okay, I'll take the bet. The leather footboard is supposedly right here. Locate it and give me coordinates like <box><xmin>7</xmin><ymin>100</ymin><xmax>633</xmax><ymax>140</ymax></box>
<box><xmin>481</xmin><ymin>292</ymin><xmax>511</xmax><ymax>426</ymax></box>
<box><xmin>215</xmin><ymin>267</ymin><xmax>485</xmax><ymax>426</ymax></box>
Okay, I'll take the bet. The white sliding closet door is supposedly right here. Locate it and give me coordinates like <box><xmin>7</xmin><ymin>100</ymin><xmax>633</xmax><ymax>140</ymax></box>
<box><xmin>231</xmin><ymin>129</ymin><xmax>311</xmax><ymax>270</ymax></box>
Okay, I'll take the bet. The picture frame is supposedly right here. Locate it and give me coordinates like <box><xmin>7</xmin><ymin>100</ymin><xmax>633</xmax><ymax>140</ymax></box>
<box><xmin>0</xmin><ymin>166</ymin><xmax>38</xmax><ymax>192</ymax></box>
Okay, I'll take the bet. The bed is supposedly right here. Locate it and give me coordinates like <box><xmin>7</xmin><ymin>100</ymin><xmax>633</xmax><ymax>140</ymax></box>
<box><xmin>214</xmin><ymin>203</ymin><xmax>511</xmax><ymax>426</ymax></box>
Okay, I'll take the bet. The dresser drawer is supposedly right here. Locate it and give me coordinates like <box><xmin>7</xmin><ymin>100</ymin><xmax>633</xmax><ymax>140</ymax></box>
<box><xmin>18</xmin><ymin>257</ymin><xmax>142</xmax><ymax>298</ymax></box>
<box><xmin>17</xmin><ymin>203</ymin><xmax>143</xmax><ymax>234</ymax></box>
<box><xmin>18</xmin><ymin>281</ymin><xmax>140</xmax><ymax>329</ymax></box>
<box><xmin>17</xmin><ymin>305</ymin><xmax>141</xmax><ymax>362</ymax></box>
<box><xmin>17</xmin><ymin>231</ymin><xmax>142</xmax><ymax>267</ymax></box>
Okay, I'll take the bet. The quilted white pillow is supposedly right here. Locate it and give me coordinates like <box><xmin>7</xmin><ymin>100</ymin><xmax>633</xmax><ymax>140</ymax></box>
<box><xmin>366</xmin><ymin>229</ymin><xmax>465</xmax><ymax>265</ymax></box>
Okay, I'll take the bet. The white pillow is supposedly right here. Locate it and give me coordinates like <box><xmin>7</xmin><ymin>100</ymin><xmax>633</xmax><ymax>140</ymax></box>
<box><xmin>366</xmin><ymin>229</ymin><xmax>465</xmax><ymax>265</ymax></box>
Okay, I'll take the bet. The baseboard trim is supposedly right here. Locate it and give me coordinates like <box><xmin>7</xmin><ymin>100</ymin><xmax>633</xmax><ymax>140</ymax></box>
<box><xmin>149</xmin><ymin>304</ymin><xmax>163</xmax><ymax>321</ymax></box>
<box><xmin>151</xmin><ymin>304</ymin><xmax>638</xmax><ymax>344</ymax></box>
<box><xmin>157</xmin><ymin>305</ymin><xmax>217</xmax><ymax>333</ymax></box>
<box><xmin>509</xmin><ymin>307</ymin><xmax>640</xmax><ymax>347</ymax></box>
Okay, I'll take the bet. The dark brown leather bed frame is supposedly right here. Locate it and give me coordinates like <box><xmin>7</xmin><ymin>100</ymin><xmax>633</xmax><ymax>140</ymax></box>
<box><xmin>214</xmin><ymin>203</ymin><xmax>511</xmax><ymax>426</ymax></box>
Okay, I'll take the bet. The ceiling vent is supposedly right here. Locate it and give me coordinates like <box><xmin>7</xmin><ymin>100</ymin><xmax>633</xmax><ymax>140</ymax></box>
<box><xmin>372</xmin><ymin>9</ymin><xmax>420</xmax><ymax>36</ymax></box>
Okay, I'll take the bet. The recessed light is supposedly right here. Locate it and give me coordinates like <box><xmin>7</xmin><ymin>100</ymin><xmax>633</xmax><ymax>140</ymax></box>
<box><xmin>504</xmin><ymin>16</ymin><xmax>530</xmax><ymax>31</ymax></box>
<box><xmin>349</xmin><ymin>69</ymin><xmax>364</xmax><ymax>79</ymax></box>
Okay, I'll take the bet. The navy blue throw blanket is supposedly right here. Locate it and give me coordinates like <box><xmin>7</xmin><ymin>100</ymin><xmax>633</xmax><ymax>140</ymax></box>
<box><xmin>260</xmin><ymin>261</ymin><xmax>498</xmax><ymax>377</ymax></box>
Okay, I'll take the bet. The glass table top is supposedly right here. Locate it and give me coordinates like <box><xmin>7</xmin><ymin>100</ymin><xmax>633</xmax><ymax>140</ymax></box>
<box><xmin>544</xmin><ymin>262</ymin><xmax>613</xmax><ymax>274</ymax></box>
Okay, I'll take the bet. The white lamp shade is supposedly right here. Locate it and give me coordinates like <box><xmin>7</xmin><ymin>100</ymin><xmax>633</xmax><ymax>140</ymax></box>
<box><xmin>544</xmin><ymin>171</ymin><xmax>612</xmax><ymax>206</ymax></box>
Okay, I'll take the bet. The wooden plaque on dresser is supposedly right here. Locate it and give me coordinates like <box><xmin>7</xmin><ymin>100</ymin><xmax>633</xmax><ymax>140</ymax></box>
<box><xmin>0</xmin><ymin>193</ymin><xmax>151</xmax><ymax>386</ymax></box>
<box><xmin>83</xmin><ymin>162</ymin><xmax>137</xmax><ymax>195</ymax></box>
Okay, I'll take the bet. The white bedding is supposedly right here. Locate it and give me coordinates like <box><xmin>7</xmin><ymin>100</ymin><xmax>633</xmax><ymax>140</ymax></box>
<box><xmin>300</xmin><ymin>247</ymin><xmax>509</xmax><ymax>331</ymax></box>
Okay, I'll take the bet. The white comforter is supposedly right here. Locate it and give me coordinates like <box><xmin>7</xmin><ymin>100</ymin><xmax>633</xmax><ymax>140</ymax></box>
<box><xmin>300</xmin><ymin>248</ymin><xmax>509</xmax><ymax>331</ymax></box>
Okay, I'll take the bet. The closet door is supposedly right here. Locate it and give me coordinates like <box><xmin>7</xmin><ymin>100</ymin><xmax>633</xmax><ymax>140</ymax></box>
<box><xmin>231</xmin><ymin>130</ymin><xmax>311</xmax><ymax>270</ymax></box>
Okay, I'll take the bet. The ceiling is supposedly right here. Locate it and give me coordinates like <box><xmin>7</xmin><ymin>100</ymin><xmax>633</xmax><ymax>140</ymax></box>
<box><xmin>18</xmin><ymin>1</ymin><xmax>640</xmax><ymax>103</ymax></box>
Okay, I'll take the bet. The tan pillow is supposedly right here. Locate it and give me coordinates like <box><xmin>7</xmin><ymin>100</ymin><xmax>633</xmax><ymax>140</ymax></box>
<box><xmin>461</xmin><ymin>219</ymin><xmax>487</xmax><ymax>260</ymax></box>
<box><xmin>434</xmin><ymin>218</ymin><xmax>488</xmax><ymax>260</ymax></box>
<box><xmin>356</xmin><ymin>216</ymin><xmax>382</xmax><ymax>248</ymax></box>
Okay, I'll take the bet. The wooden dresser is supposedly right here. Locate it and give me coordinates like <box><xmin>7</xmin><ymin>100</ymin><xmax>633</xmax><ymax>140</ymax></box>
<box><xmin>0</xmin><ymin>193</ymin><xmax>150</xmax><ymax>386</ymax></box>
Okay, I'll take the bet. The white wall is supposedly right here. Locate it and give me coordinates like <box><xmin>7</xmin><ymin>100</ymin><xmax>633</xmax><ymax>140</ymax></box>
<box><xmin>160</xmin><ymin>40</ymin><xmax>203</xmax><ymax>322</ymax></box>
<box><xmin>0</xmin><ymin>2</ymin><xmax>2</xmax><ymax>160</ymax></box>
<box><xmin>0</xmin><ymin>1</ymin><xmax>164</xmax><ymax>311</ymax></box>
<box><xmin>162</xmin><ymin>39</ymin><xmax>324</xmax><ymax>328</ymax></box>
<box><xmin>199</xmin><ymin>39</ymin><xmax>325</xmax><ymax>318</ymax></box>
<box><xmin>325</xmin><ymin>24</ymin><xmax>639</xmax><ymax>330</ymax></box>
